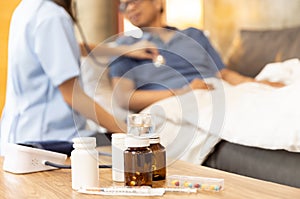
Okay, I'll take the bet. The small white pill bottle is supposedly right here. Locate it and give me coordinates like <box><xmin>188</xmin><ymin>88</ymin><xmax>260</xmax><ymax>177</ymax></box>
<box><xmin>71</xmin><ymin>137</ymin><xmax>99</xmax><ymax>190</ymax></box>
<box><xmin>112</xmin><ymin>133</ymin><xmax>127</xmax><ymax>182</ymax></box>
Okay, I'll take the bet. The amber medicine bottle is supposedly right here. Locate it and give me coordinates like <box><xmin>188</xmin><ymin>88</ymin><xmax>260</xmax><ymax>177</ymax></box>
<box><xmin>124</xmin><ymin>136</ymin><xmax>153</xmax><ymax>187</ymax></box>
<box><xmin>149</xmin><ymin>136</ymin><xmax>166</xmax><ymax>181</ymax></box>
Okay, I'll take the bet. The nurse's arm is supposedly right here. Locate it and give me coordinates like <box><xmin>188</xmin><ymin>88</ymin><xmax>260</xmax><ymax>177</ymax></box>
<box><xmin>58</xmin><ymin>77</ymin><xmax>126</xmax><ymax>133</ymax></box>
<box><xmin>80</xmin><ymin>40</ymin><xmax>159</xmax><ymax>60</ymax></box>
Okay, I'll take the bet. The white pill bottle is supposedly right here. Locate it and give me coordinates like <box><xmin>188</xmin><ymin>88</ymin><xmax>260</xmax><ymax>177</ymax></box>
<box><xmin>71</xmin><ymin>137</ymin><xmax>99</xmax><ymax>190</ymax></box>
<box><xmin>112</xmin><ymin>133</ymin><xmax>127</xmax><ymax>182</ymax></box>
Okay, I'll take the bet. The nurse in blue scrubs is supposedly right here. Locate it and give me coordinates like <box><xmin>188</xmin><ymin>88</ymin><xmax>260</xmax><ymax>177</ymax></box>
<box><xmin>0</xmin><ymin>0</ymin><xmax>158</xmax><ymax>155</ymax></box>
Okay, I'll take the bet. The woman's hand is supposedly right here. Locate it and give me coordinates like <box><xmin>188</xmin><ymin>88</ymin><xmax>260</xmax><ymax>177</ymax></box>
<box><xmin>257</xmin><ymin>80</ymin><xmax>285</xmax><ymax>87</ymax></box>
<box><xmin>188</xmin><ymin>78</ymin><xmax>214</xmax><ymax>90</ymax></box>
<box><xmin>175</xmin><ymin>78</ymin><xmax>214</xmax><ymax>95</ymax></box>
<box><xmin>218</xmin><ymin>68</ymin><xmax>285</xmax><ymax>87</ymax></box>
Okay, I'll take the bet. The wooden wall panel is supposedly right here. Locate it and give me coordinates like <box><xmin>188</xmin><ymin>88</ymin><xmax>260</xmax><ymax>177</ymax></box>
<box><xmin>204</xmin><ymin>0</ymin><xmax>300</xmax><ymax>59</ymax></box>
<box><xmin>0</xmin><ymin>0</ymin><xmax>21</xmax><ymax>115</ymax></box>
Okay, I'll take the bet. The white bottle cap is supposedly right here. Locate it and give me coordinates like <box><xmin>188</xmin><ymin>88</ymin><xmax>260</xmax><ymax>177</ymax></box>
<box><xmin>112</xmin><ymin>133</ymin><xmax>126</xmax><ymax>144</ymax></box>
<box><xmin>72</xmin><ymin>137</ymin><xmax>96</xmax><ymax>149</ymax></box>
<box><xmin>149</xmin><ymin>137</ymin><xmax>160</xmax><ymax>144</ymax></box>
<box><xmin>125</xmin><ymin>136</ymin><xmax>149</xmax><ymax>148</ymax></box>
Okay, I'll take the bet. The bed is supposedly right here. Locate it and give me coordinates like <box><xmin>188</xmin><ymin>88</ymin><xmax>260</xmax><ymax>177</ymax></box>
<box><xmin>203</xmin><ymin>26</ymin><xmax>300</xmax><ymax>188</ymax></box>
<box><xmin>81</xmin><ymin>26</ymin><xmax>300</xmax><ymax>188</ymax></box>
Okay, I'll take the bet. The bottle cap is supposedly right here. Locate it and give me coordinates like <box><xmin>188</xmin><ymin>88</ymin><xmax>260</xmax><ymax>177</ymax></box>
<box><xmin>72</xmin><ymin>137</ymin><xmax>96</xmax><ymax>149</ymax></box>
<box><xmin>128</xmin><ymin>113</ymin><xmax>152</xmax><ymax>126</ymax></box>
<box><xmin>112</xmin><ymin>133</ymin><xmax>127</xmax><ymax>139</ymax></box>
<box><xmin>149</xmin><ymin>137</ymin><xmax>160</xmax><ymax>144</ymax></box>
<box><xmin>127</xmin><ymin>113</ymin><xmax>154</xmax><ymax>136</ymax></box>
<box><xmin>125</xmin><ymin>136</ymin><xmax>149</xmax><ymax>148</ymax></box>
<box><xmin>112</xmin><ymin>133</ymin><xmax>127</xmax><ymax>145</ymax></box>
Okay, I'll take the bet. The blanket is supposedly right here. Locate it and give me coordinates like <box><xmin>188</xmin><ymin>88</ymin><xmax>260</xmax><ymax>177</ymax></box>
<box><xmin>142</xmin><ymin>59</ymin><xmax>300</xmax><ymax>164</ymax></box>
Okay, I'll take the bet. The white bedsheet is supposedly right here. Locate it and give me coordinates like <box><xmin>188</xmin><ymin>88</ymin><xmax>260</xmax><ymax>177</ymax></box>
<box><xmin>82</xmin><ymin>57</ymin><xmax>300</xmax><ymax>164</ymax></box>
<box><xmin>142</xmin><ymin>58</ymin><xmax>300</xmax><ymax>164</ymax></box>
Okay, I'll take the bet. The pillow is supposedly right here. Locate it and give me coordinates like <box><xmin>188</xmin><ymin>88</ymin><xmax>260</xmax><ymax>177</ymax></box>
<box><xmin>226</xmin><ymin>26</ymin><xmax>300</xmax><ymax>77</ymax></box>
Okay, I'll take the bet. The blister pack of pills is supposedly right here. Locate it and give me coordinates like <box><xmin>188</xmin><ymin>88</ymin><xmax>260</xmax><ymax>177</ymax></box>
<box><xmin>167</xmin><ymin>175</ymin><xmax>224</xmax><ymax>192</ymax></box>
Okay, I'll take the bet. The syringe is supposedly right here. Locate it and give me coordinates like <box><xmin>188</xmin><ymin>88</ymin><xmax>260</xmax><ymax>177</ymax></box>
<box><xmin>78</xmin><ymin>186</ymin><xmax>165</xmax><ymax>196</ymax></box>
<box><xmin>77</xmin><ymin>186</ymin><xmax>197</xmax><ymax>196</ymax></box>
<box><xmin>165</xmin><ymin>187</ymin><xmax>197</xmax><ymax>193</ymax></box>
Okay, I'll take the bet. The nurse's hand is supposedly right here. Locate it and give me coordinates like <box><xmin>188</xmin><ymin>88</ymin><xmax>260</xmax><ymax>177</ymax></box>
<box><xmin>125</xmin><ymin>40</ymin><xmax>159</xmax><ymax>60</ymax></box>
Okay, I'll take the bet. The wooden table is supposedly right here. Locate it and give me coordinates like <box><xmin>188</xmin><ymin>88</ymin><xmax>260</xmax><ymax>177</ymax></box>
<box><xmin>0</xmin><ymin>147</ymin><xmax>300</xmax><ymax>199</ymax></box>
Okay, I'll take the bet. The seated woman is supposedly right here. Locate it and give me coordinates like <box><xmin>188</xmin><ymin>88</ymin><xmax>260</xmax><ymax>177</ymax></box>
<box><xmin>109</xmin><ymin>0</ymin><xmax>284</xmax><ymax>112</ymax></box>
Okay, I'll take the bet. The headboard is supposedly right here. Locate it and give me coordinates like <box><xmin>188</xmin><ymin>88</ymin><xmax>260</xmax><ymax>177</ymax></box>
<box><xmin>225</xmin><ymin>26</ymin><xmax>300</xmax><ymax>77</ymax></box>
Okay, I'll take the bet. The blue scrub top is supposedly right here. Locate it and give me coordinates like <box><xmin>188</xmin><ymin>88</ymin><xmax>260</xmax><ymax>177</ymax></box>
<box><xmin>1</xmin><ymin>0</ymin><xmax>87</xmax><ymax>153</ymax></box>
<box><xmin>109</xmin><ymin>27</ymin><xmax>225</xmax><ymax>90</ymax></box>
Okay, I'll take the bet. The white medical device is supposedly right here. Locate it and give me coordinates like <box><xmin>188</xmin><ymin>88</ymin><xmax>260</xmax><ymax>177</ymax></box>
<box><xmin>3</xmin><ymin>143</ymin><xmax>67</xmax><ymax>174</ymax></box>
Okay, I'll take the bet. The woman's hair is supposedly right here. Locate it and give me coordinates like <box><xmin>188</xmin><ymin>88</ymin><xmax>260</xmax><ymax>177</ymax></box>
<box><xmin>52</xmin><ymin>0</ymin><xmax>76</xmax><ymax>22</ymax></box>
